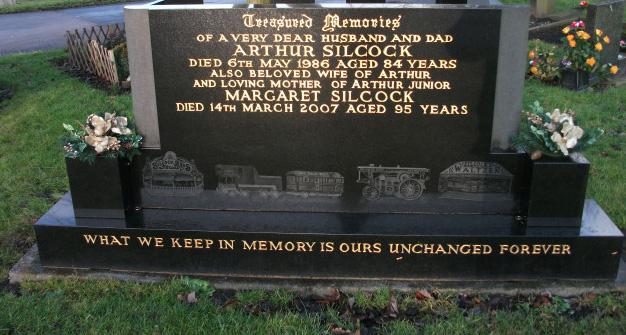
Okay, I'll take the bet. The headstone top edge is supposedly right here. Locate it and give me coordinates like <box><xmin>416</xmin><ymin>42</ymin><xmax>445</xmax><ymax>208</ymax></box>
<box><xmin>125</xmin><ymin>3</ymin><xmax>529</xmax><ymax>10</ymax></box>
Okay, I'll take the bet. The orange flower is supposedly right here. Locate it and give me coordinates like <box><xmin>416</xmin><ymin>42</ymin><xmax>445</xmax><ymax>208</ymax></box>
<box><xmin>603</xmin><ymin>35</ymin><xmax>610</xmax><ymax>43</ymax></box>
<box><xmin>586</xmin><ymin>57</ymin><xmax>596</xmax><ymax>67</ymax></box>
<box><xmin>530</xmin><ymin>66</ymin><xmax>539</xmax><ymax>75</ymax></box>
<box><xmin>582</xmin><ymin>32</ymin><xmax>591</xmax><ymax>40</ymax></box>
<box><xmin>576</xmin><ymin>31</ymin><xmax>584</xmax><ymax>38</ymax></box>
<box><xmin>595</xmin><ymin>42</ymin><xmax>603</xmax><ymax>51</ymax></box>
<box><xmin>562</xmin><ymin>26</ymin><xmax>571</xmax><ymax>34</ymax></box>
<box><xmin>566</xmin><ymin>34</ymin><xmax>575</xmax><ymax>41</ymax></box>
<box><xmin>595</xmin><ymin>29</ymin><xmax>603</xmax><ymax>36</ymax></box>
<box><xmin>569</xmin><ymin>40</ymin><xmax>577</xmax><ymax>48</ymax></box>
<box><xmin>610</xmin><ymin>65</ymin><xmax>619</xmax><ymax>75</ymax></box>
<box><xmin>528</xmin><ymin>50</ymin><xmax>535</xmax><ymax>59</ymax></box>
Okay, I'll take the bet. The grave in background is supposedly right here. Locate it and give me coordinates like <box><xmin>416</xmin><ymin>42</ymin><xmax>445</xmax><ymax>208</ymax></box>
<box><xmin>530</xmin><ymin>0</ymin><xmax>555</xmax><ymax>18</ymax></box>
<box><xmin>586</xmin><ymin>0</ymin><xmax>625</xmax><ymax>65</ymax></box>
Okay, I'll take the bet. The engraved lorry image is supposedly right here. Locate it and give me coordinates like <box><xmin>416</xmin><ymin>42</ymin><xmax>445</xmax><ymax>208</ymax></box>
<box><xmin>357</xmin><ymin>164</ymin><xmax>430</xmax><ymax>201</ymax></box>
<box><xmin>215</xmin><ymin>165</ymin><xmax>282</xmax><ymax>197</ymax></box>
<box><xmin>285</xmin><ymin>171</ymin><xmax>344</xmax><ymax>197</ymax></box>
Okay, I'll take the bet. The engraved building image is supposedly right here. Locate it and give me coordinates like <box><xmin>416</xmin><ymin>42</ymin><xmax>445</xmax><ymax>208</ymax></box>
<box><xmin>438</xmin><ymin>161</ymin><xmax>513</xmax><ymax>194</ymax></box>
<box><xmin>357</xmin><ymin>164</ymin><xmax>430</xmax><ymax>200</ymax></box>
<box><xmin>142</xmin><ymin>151</ymin><xmax>204</xmax><ymax>196</ymax></box>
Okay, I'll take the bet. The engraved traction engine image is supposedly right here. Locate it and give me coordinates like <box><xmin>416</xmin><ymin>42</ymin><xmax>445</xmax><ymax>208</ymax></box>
<box><xmin>357</xmin><ymin>164</ymin><xmax>430</xmax><ymax>201</ymax></box>
<box><xmin>215</xmin><ymin>165</ymin><xmax>283</xmax><ymax>198</ymax></box>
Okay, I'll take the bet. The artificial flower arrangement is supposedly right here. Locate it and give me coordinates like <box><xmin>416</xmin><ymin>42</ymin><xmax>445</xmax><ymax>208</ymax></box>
<box><xmin>512</xmin><ymin>101</ymin><xmax>603</xmax><ymax>160</ymax></box>
<box><xmin>560</xmin><ymin>21</ymin><xmax>614</xmax><ymax>74</ymax></box>
<box><xmin>63</xmin><ymin>112</ymin><xmax>143</xmax><ymax>163</ymax></box>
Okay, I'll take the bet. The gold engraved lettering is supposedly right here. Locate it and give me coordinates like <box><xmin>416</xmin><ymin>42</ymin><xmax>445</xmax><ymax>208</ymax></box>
<box><xmin>420</xmin><ymin>104</ymin><xmax>468</xmax><ymax>115</ymax></box>
<box><xmin>176</xmin><ymin>102</ymin><xmax>204</xmax><ymax>112</ymax></box>
<box><xmin>499</xmin><ymin>244</ymin><xmax>572</xmax><ymax>255</ymax></box>
<box><xmin>226</xmin><ymin>89</ymin><xmax>320</xmax><ymax>102</ymax></box>
<box><xmin>388</xmin><ymin>243</ymin><xmax>493</xmax><ymax>255</ymax></box>
<box><xmin>83</xmin><ymin>234</ymin><xmax>130</xmax><ymax>246</ymax></box>
<box><xmin>321</xmin><ymin>14</ymin><xmax>402</xmax><ymax>32</ymax></box>
<box><xmin>322</xmin><ymin>44</ymin><xmax>412</xmax><ymax>58</ymax></box>
<box><xmin>218</xmin><ymin>240</ymin><xmax>235</xmax><ymax>250</ymax></box>
<box><xmin>241</xmin><ymin>240</ymin><xmax>317</xmax><ymax>252</ymax></box>
<box><xmin>171</xmin><ymin>238</ymin><xmax>182</xmax><ymax>248</ymax></box>
<box><xmin>242</xmin><ymin>14</ymin><xmax>313</xmax><ymax>31</ymax></box>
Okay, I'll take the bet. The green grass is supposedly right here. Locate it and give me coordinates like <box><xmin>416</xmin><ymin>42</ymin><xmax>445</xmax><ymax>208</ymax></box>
<box><xmin>1</xmin><ymin>279</ymin><xmax>326</xmax><ymax>334</ymax></box>
<box><xmin>353</xmin><ymin>288</ymin><xmax>392</xmax><ymax>311</ymax></box>
<box><xmin>2</xmin><ymin>281</ymin><xmax>626</xmax><ymax>334</ymax></box>
<box><xmin>236</xmin><ymin>289</ymin><xmax>267</xmax><ymax>306</ymax></box>
<box><xmin>0</xmin><ymin>0</ymin><xmax>134</xmax><ymax>14</ymax></box>
<box><xmin>0</xmin><ymin>50</ymin><xmax>131</xmax><ymax>279</ymax></box>
<box><xmin>1</xmin><ymin>50</ymin><xmax>625</xmax><ymax>334</ymax></box>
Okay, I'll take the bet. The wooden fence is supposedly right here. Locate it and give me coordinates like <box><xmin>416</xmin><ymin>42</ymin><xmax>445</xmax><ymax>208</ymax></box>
<box><xmin>66</xmin><ymin>23</ymin><xmax>125</xmax><ymax>85</ymax></box>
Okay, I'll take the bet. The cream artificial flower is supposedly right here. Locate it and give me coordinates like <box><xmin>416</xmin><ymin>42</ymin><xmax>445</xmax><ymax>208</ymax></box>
<box><xmin>84</xmin><ymin>135</ymin><xmax>111</xmax><ymax>153</ymax></box>
<box><xmin>549</xmin><ymin>109</ymin><xmax>574</xmax><ymax>125</ymax></box>
<box><xmin>111</xmin><ymin>116</ymin><xmax>132</xmax><ymax>135</ymax></box>
<box><xmin>551</xmin><ymin>121</ymin><xmax>584</xmax><ymax>155</ymax></box>
<box><xmin>548</xmin><ymin>109</ymin><xmax>562</xmax><ymax>123</ymax></box>
<box><xmin>550</xmin><ymin>132</ymin><xmax>570</xmax><ymax>155</ymax></box>
<box><xmin>562</xmin><ymin>121</ymin><xmax>584</xmax><ymax>140</ymax></box>
<box><xmin>87</xmin><ymin>114</ymin><xmax>112</xmax><ymax>136</ymax></box>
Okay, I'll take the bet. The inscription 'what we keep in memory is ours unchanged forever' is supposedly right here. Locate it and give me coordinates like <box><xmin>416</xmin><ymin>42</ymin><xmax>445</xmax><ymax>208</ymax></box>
<box><xmin>82</xmin><ymin>234</ymin><xmax>574</xmax><ymax>257</ymax></box>
<box><xmin>175</xmin><ymin>12</ymin><xmax>468</xmax><ymax>116</ymax></box>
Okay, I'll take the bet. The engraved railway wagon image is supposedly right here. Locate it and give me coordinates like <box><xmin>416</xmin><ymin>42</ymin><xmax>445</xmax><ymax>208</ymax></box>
<box><xmin>285</xmin><ymin>171</ymin><xmax>344</xmax><ymax>197</ymax></box>
<box><xmin>357</xmin><ymin>165</ymin><xmax>430</xmax><ymax>201</ymax></box>
<box><xmin>438</xmin><ymin>161</ymin><xmax>513</xmax><ymax>194</ymax></box>
<box><xmin>215</xmin><ymin>165</ymin><xmax>282</xmax><ymax>198</ymax></box>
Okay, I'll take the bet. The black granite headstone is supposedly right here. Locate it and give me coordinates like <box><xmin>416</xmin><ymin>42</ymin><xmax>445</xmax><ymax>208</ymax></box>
<box><xmin>141</xmin><ymin>6</ymin><xmax>528</xmax><ymax>217</ymax></box>
<box><xmin>32</xmin><ymin>1</ymin><xmax>624</xmax><ymax>282</ymax></box>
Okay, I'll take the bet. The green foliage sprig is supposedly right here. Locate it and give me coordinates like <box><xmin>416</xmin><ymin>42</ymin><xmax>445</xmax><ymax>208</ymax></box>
<box><xmin>62</xmin><ymin>112</ymin><xmax>142</xmax><ymax>164</ymax></box>
<box><xmin>512</xmin><ymin>101</ymin><xmax>603</xmax><ymax>160</ymax></box>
